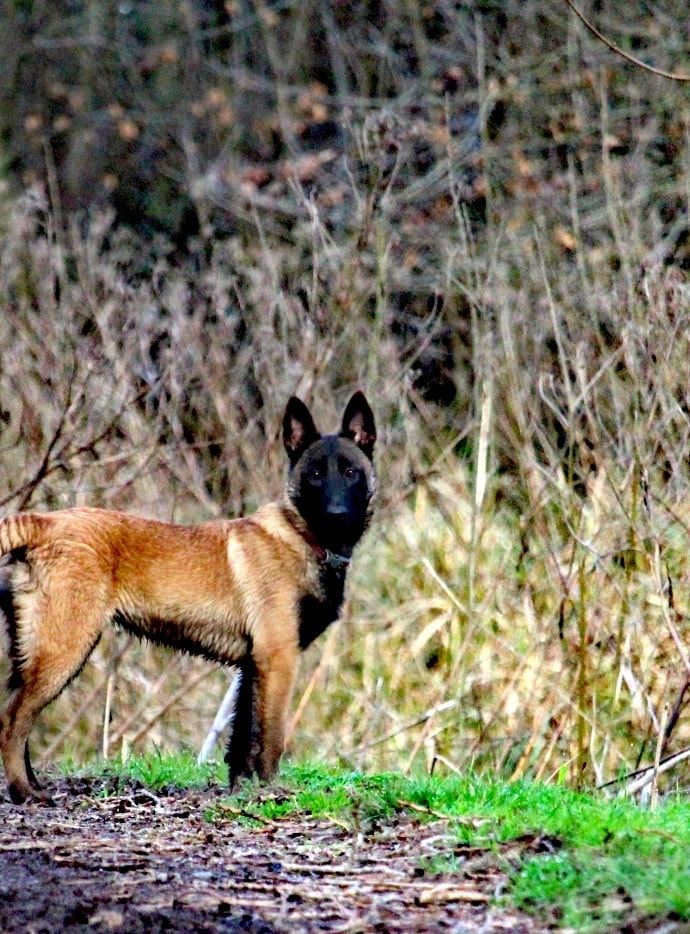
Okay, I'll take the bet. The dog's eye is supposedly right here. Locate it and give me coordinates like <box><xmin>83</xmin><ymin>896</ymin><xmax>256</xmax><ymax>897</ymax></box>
<box><xmin>344</xmin><ymin>466</ymin><xmax>359</xmax><ymax>480</ymax></box>
<box><xmin>307</xmin><ymin>467</ymin><xmax>323</xmax><ymax>482</ymax></box>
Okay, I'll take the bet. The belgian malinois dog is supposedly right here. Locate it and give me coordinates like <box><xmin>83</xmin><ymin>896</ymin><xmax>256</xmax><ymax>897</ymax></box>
<box><xmin>0</xmin><ymin>392</ymin><xmax>376</xmax><ymax>803</ymax></box>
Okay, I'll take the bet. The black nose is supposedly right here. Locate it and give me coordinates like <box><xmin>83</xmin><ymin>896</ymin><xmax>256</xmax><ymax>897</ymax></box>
<box><xmin>326</xmin><ymin>504</ymin><xmax>348</xmax><ymax>516</ymax></box>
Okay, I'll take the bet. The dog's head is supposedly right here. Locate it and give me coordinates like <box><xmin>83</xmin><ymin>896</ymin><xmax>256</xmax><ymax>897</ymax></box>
<box><xmin>283</xmin><ymin>392</ymin><xmax>377</xmax><ymax>552</ymax></box>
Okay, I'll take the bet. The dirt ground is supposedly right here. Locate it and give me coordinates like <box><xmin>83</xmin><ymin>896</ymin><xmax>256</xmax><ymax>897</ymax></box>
<box><xmin>0</xmin><ymin>775</ymin><xmax>546</xmax><ymax>933</ymax></box>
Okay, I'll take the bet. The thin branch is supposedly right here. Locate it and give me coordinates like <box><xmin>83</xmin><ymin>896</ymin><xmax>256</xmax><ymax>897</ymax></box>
<box><xmin>563</xmin><ymin>0</ymin><xmax>690</xmax><ymax>82</ymax></box>
<box><xmin>596</xmin><ymin>742</ymin><xmax>690</xmax><ymax>791</ymax></box>
<box><xmin>626</xmin><ymin>744</ymin><xmax>690</xmax><ymax>797</ymax></box>
<box><xmin>0</xmin><ymin>383</ymin><xmax>151</xmax><ymax>512</ymax></box>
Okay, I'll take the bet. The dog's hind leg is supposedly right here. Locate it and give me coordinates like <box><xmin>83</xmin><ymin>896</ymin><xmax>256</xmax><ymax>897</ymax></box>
<box><xmin>0</xmin><ymin>569</ymin><xmax>41</xmax><ymax>792</ymax></box>
<box><xmin>0</xmin><ymin>633</ymin><xmax>104</xmax><ymax>803</ymax></box>
<box><xmin>24</xmin><ymin>742</ymin><xmax>40</xmax><ymax>791</ymax></box>
<box><xmin>0</xmin><ymin>566</ymin><xmax>109</xmax><ymax>804</ymax></box>
<box><xmin>1</xmin><ymin>684</ymin><xmax>56</xmax><ymax>803</ymax></box>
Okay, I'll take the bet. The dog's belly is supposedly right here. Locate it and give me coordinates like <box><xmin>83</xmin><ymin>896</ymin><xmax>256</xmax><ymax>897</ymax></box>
<box><xmin>112</xmin><ymin>610</ymin><xmax>250</xmax><ymax>665</ymax></box>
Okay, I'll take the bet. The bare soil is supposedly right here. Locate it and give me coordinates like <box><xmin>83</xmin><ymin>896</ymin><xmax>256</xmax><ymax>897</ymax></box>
<box><xmin>0</xmin><ymin>775</ymin><xmax>547</xmax><ymax>933</ymax></box>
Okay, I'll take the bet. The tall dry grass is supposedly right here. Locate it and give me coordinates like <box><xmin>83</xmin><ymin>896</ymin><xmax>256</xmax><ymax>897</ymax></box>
<box><xmin>2</xmin><ymin>170</ymin><xmax>690</xmax><ymax>795</ymax></box>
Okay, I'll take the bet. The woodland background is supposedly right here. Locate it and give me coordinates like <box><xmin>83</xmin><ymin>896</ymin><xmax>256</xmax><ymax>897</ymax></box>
<box><xmin>2</xmin><ymin>0</ymin><xmax>690</xmax><ymax>792</ymax></box>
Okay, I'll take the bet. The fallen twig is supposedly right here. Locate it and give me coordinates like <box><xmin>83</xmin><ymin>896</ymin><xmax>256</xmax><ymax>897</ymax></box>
<box><xmin>625</xmin><ymin>745</ymin><xmax>690</xmax><ymax>797</ymax></box>
<box><xmin>418</xmin><ymin>885</ymin><xmax>491</xmax><ymax>905</ymax></box>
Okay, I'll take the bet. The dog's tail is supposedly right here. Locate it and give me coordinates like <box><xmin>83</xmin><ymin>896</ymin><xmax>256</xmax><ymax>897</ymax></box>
<box><xmin>0</xmin><ymin>513</ymin><xmax>51</xmax><ymax>559</ymax></box>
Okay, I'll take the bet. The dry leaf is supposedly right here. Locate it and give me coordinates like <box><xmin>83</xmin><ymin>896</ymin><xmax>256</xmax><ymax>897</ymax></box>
<box><xmin>117</xmin><ymin>120</ymin><xmax>139</xmax><ymax>142</ymax></box>
<box><xmin>554</xmin><ymin>226</ymin><xmax>577</xmax><ymax>252</ymax></box>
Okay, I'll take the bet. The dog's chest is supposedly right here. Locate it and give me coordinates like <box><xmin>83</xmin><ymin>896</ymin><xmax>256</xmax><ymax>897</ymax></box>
<box><xmin>298</xmin><ymin>565</ymin><xmax>346</xmax><ymax>650</ymax></box>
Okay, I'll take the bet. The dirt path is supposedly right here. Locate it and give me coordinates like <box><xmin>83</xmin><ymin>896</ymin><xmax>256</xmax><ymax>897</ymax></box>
<box><xmin>0</xmin><ymin>776</ymin><xmax>543</xmax><ymax>933</ymax></box>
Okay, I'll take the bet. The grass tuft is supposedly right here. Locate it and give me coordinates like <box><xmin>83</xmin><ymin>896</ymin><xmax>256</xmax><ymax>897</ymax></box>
<box><xmin>61</xmin><ymin>750</ymin><xmax>226</xmax><ymax>791</ymax></box>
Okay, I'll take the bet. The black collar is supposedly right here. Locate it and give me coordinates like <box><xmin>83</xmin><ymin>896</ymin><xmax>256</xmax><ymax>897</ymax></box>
<box><xmin>295</xmin><ymin>525</ymin><xmax>351</xmax><ymax>571</ymax></box>
<box><xmin>281</xmin><ymin>506</ymin><xmax>352</xmax><ymax>571</ymax></box>
<box><xmin>321</xmin><ymin>550</ymin><xmax>351</xmax><ymax>571</ymax></box>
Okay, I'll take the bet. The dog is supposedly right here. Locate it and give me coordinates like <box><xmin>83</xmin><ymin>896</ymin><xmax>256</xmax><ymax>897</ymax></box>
<box><xmin>0</xmin><ymin>392</ymin><xmax>376</xmax><ymax>803</ymax></box>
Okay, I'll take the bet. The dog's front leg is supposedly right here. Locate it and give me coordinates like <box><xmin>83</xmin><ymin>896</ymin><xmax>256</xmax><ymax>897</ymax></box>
<box><xmin>225</xmin><ymin>659</ymin><xmax>261</xmax><ymax>787</ymax></box>
<box><xmin>253</xmin><ymin>644</ymin><xmax>299</xmax><ymax>781</ymax></box>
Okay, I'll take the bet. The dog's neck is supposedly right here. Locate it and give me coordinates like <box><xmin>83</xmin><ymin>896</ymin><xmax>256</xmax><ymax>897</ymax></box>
<box><xmin>279</xmin><ymin>504</ymin><xmax>354</xmax><ymax>570</ymax></box>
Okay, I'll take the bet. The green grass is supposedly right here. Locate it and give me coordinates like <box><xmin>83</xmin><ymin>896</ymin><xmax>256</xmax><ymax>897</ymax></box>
<box><xmin>63</xmin><ymin>755</ymin><xmax>690</xmax><ymax>930</ymax></box>
<box><xmin>61</xmin><ymin>749</ymin><xmax>226</xmax><ymax>791</ymax></box>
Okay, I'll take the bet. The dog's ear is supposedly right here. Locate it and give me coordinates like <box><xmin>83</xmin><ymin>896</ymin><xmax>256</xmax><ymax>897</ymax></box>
<box><xmin>340</xmin><ymin>391</ymin><xmax>376</xmax><ymax>459</ymax></box>
<box><xmin>283</xmin><ymin>397</ymin><xmax>320</xmax><ymax>465</ymax></box>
